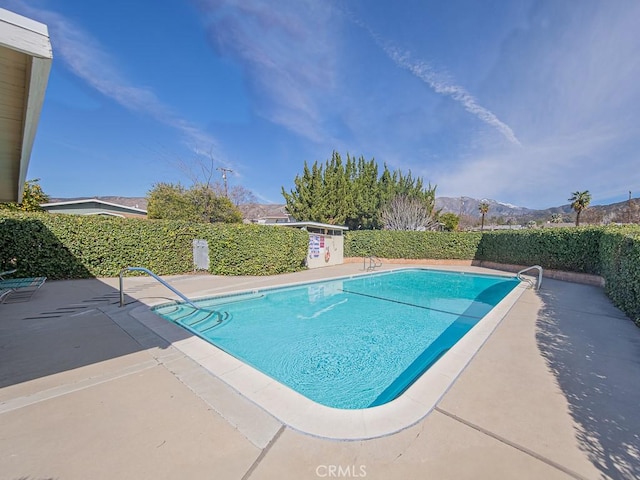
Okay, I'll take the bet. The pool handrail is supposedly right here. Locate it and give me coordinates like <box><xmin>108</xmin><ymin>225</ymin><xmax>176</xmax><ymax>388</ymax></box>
<box><xmin>364</xmin><ymin>255</ymin><xmax>383</xmax><ymax>271</ymax></box>
<box><xmin>119</xmin><ymin>266</ymin><xmax>198</xmax><ymax>309</ymax></box>
<box><xmin>517</xmin><ymin>265</ymin><xmax>543</xmax><ymax>290</ymax></box>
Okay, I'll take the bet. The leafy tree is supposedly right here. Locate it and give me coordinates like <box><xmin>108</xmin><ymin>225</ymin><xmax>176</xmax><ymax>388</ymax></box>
<box><xmin>213</xmin><ymin>196</ymin><xmax>243</xmax><ymax>223</ymax></box>
<box><xmin>187</xmin><ymin>184</ymin><xmax>243</xmax><ymax>223</ymax></box>
<box><xmin>479</xmin><ymin>202</ymin><xmax>490</xmax><ymax>231</ymax></box>
<box><xmin>0</xmin><ymin>179</ymin><xmax>49</xmax><ymax>212</ymax></box>
<box><xmin>350</xmin><ymin>156</ymin><xmax>380</xmax><ymax>229</ymax></box>
<box><xmin>439</xmin><ymin>212</ymin><xmax>460</xmax><ymax>231</ymax></box>
<box><xmin>281</xmin><ymin>151</ymin><xmax>437</xmax><ymax>230</ymax></box>
<box><xmin>321</xmin><ymin>153</ymin><xmax>353</xmax><ymax>225</ymax></box>
<box><xmin>147</xmin><ymin>183</ymin><xmax>196</xmax><ymax>221</ymax></box>
<box><xmin>569</xmin><ymin>190</ymin><xmax>591</xmax><ymax>226</ymax></box>
<box><xmin>282</xmin><ymin>161</ymin><xmax>326</xmax><ymax>223</ymax></box>
<box><xmin>282</xmin><ymin>152</ymin><xmax>360</xmax><ymax>228</ymax></box>
<box><xmin>550</xmin><ymin>213</ymin><xmax>563</xmax><ymax>223</ymax></box>
<box><xmin>147</xmin><ymin>182</ymin><xmax>242</xmax><ymax>223</ymax></box>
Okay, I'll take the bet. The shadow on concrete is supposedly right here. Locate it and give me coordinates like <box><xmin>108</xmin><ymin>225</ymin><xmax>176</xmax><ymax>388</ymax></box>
<box><xmin>0</xmin><ymin>278</ymin><xmax>193</xmax><ymax>389</ymax></box>
<box><xmin>535</xmin><ymin>280</ymin><xmax>640</xmax><ymax>480</ymax></box>
<box><xmin>0</xmin><ymin>216</ymin><xmax>196</xmax><ymax>389</ymax></box>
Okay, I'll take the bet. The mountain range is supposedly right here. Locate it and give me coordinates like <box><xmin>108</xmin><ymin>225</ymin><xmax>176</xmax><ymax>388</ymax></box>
<box><xmin>48</xmin><ymin>195</ymin><xmax>639</xmax><ymax>224</ymax></box>
<box><xmin>435</xmin><ymin>196</ymin><xmax>639</xmax><ymax>224</ymax></box>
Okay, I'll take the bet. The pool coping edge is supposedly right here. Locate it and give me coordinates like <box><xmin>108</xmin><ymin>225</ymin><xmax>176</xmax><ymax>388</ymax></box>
<box><xmin>129</xmin><ymin>268</ymin><xmax>528</xmax><ymax>440</ymax></box>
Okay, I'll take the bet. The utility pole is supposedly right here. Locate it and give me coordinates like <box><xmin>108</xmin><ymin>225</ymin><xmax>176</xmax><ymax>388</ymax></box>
<box><xmin>629</xmin><ymin>191</ymin><xmax>632</xmax><ymax>224</ymax></box>
<box><xmin>217</xmin><ymin>167</ymin><xmax>233</xmax><ymax>198</ymax></box>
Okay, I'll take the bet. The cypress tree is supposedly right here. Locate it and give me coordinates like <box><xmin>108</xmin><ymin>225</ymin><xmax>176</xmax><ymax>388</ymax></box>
<box><xmin>281</xmin><ymin>151</ymin><xmax>437</xmax><ymax>229</ymax></box>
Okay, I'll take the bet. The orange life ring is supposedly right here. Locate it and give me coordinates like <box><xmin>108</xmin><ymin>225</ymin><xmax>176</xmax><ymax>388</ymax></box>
<box><xmin>324</xmin><ymin>247</ymin><xmax>331</xmax><ymax>262</ymax></box>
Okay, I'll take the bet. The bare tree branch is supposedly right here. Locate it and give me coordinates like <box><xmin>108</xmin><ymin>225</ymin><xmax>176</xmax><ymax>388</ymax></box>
<box><xmin>380</xmin><ymin>195</ymin><xmax>439</xmax><ymax>231</ymax></box>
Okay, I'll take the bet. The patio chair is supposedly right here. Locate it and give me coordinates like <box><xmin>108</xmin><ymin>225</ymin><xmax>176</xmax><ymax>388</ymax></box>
<box><xmin>0</xmin><ymin>270</ymin><xmax>47</xmax><ymax>303</ymax></box>
<box><xmin>0</xmin><ymin>277</ymin><xmax>47</xmax><ymax>289</ymax></box>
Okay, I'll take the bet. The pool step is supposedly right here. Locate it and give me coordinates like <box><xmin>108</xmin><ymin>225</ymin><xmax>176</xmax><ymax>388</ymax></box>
<box><xmin>183</xmin><ymin>309</ymin><xmax>230</xmax><ymax>332</ymax></box>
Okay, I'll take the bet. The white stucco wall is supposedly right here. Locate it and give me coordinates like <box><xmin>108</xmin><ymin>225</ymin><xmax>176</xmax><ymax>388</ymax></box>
<box><xmin>306</xmin><ymin>233</ymin><xmax>344</xmax><ymax>268</ymax></box>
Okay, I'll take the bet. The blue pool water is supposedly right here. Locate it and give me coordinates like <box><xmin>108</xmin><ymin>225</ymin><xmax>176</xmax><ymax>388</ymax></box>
<box><xmin>153</xmin><ymin>269</ymin><xmax>519</xmax><ymax>409</ymax></box>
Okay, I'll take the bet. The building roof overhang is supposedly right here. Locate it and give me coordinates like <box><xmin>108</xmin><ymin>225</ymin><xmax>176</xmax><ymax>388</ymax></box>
<box><xmin>40</xmin><ymin>198</ymin><xmax>149</xmax><ymax>215</ymax></box>
<box><xmin>273</xmin><ymin>221</ymin><xmax>349</xmax><ymax>231</ymax></box>
<box><xmin>0</xmin><ymin>8</ymin><xmax>52</xmax><ymax>203</ymax></box>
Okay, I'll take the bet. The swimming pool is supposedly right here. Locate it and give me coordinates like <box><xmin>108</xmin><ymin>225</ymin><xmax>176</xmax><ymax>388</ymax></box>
<box><xmin>153</xmin><ymin>268</ymin><xmax>520</xmax><ymax>410</ymax></box>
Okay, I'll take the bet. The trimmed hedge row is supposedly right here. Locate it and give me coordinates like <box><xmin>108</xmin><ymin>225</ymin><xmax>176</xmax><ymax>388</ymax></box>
<box><xmin>345</xmin><ymin>228</ymin><xmax>605</xmax><ymax>274</ymax></box>
<box><xmin>476</xmin><ymin>228</ymin><xmax>604</xmax><ymax>274</ymax></box>
<box><xmin>345</xmin><ymin>228</ymin><xmax>604</xmax><ymax>273</ymax></box>
<box><xmin>345</xmin><ymin>230</ymin><xmax>482</xmax><ymax>259</ymax></box>
<box><xmin>599</xmin><ymin>227</ymin><xmax>640</xmax><ymax>324</ymax></box>
<box><xmin>0</xmin><ymin>212</ymin><xmax>308</xmax><ymax>279</ymax></box>
<box><xmin>205</xmin><ymin>223</ymin><xmax>308</xmax><ymax>276</ymax></box>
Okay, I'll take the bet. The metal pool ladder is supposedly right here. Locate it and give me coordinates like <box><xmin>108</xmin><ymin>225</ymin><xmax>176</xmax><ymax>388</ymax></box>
<box><xmin>517</xmin><ymin>265</ymin><xmax>543</xmax><ymax>290</ymax></box>
<box><xmin>119</xmin><ymin>266</ymin><xmax>198</xmax><ymax>308</ymax></box>
<box><xmin>364</xmin><ymin>256</ymin><xmax>383</xmax><ymax>271</ymax></box>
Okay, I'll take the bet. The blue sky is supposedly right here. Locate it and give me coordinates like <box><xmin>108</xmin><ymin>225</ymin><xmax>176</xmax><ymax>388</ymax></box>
<box><xmin>5</xmin><ymin>0</ymin><xmax>640</xmax><ymax>209</ymax></box>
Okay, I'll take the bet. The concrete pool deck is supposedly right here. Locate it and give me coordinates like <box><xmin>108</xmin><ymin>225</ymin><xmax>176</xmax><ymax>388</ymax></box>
<box><xmin>1</xmin><ymin>264</ymin><xmax>639</xmax><ymax>479</ymax></box>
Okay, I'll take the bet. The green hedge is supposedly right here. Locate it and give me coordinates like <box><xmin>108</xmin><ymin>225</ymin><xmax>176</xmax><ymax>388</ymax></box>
<box><xmin>204</xmin><ymin>223</ymin><xmax>308</xmax><ymax>275</ymax></box>
<box><xmin>0</xmin><ymin>212</ymin><xmax>308</xmax><ymax>279</ymax></box>
<box><xmin>599</xmin><ymin>227</ymin><xmax>640</xmax><ymax>324</ymax></box>
<box><xmin>345</xmin><ymin>228</ymin><xmax>604</xmax><ymax>272</ymax></box>
<box><xmin>345</xmin><ymin>230</ymin><xmax>482</xmax><ymax>259</ymax></box>
<box><xmin>476</xmin><ymin>228</ymin><xmax>604</xmax><ymax>274</ymax></box>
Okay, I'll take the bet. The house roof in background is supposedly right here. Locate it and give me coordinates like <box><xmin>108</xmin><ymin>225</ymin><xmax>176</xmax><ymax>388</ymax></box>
<box><xmin>275</xmin><ymin>221</ymin><xmax>349</xmax><ymax>231</ymax></box>
<box><xmin>48</xmin><ymin>196</ymin><xmax>148</xmax><ymax>210</ymax></box>
<box><xmin>41</xmin><ymin>198</ymin><xmax>148</xmax><ymax>215</ymax></box>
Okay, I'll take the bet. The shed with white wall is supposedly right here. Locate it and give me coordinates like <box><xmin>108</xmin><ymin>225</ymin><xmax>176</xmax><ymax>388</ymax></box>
<box><xmin>277</xmin><ymin>222</ymin><xmax>349</xmax><ymax>269</ymax></box>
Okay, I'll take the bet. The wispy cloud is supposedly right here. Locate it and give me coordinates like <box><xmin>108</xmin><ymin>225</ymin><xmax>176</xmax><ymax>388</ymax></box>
<box><xmin>445</xmin><ymin>0</ymin><xmax>640</xmax><ymax>207</ymax></box>
<box><xmin>346</xmin><ymin>11</ymin><xmax>521</xmax><ymax>147</ymax></box>
<box><xmin>191</xmin><ymin>0</ymin><xmax>340</xmax><ymax>144</ymax></box>
<box><xmin>382</xmin><ymin>46</ymin><xmax>521</xmax><ymax>146</ymax></box>
<box><xmin>6</xmin><ymin>0</ymin><xmax>219</xmax><ymax>152</ymax></box>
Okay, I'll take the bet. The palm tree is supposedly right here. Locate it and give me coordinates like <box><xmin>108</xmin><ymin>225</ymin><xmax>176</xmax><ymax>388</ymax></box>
<box><xmin>569</xmin><ymin>190</ymin><xmax>591</xmax><ymax>226</ymax></box>
<box><xmin>479</xmin><ymin>202</ymin><xmax>489</xmax><ymax>231</ymax></box>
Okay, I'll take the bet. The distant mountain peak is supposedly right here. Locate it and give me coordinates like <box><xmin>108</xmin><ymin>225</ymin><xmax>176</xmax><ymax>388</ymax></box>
<box><xmin>435</xmin><ymin>196</ymin><xmax>532</xmax><ymax>218</ymax></box>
